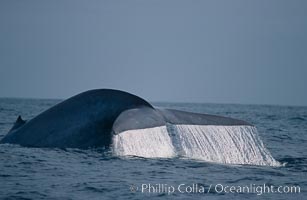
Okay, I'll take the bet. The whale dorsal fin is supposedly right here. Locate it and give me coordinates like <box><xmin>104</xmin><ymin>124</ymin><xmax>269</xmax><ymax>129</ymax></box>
<box><xmin>9</xmin><ymin>115</ymin><xmax>26</xmax><ymax>133</ymax></box>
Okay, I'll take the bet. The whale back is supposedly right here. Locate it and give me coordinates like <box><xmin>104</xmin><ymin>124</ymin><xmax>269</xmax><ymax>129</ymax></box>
<box><xmin>1</xmin><ymin>89</ymin><xmax>153</xmax><ymax>148</ymax></box>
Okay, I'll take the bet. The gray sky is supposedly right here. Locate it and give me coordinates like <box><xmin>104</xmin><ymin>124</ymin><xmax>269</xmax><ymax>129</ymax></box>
<box><xmin>0</xmin><ymin>0</ymin><xmax>306</xmax><ymax>106</ymax></box>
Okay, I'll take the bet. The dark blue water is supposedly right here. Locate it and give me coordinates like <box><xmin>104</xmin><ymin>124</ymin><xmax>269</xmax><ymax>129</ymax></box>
<box><xmin>0</xmin><ymin>99</ymin><xmax>306</xmax><ymax>199</ymax></box>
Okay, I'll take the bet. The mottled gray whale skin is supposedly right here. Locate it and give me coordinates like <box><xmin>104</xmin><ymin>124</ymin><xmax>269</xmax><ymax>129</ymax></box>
<box><xmin>1</xmin><ymin>89</ymin><xmax>252</xmax><ymax>148</ymax></box>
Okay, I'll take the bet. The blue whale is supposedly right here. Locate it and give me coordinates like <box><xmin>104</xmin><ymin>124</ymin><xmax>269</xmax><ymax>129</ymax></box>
<box><xmin>0</xmin><ymin>89</ymin><xmax>251</xmax><ymax>148</ymax></box>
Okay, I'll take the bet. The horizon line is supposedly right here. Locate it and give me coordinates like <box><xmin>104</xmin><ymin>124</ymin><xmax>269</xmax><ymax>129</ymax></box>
<box><xmin>0</xmin><ymin>95</ymin><xmax>306</xmax><ymax>108</ymax></box>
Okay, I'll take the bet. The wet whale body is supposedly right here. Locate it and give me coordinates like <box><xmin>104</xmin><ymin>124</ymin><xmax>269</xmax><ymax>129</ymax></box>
<box><xmin>1</xmin><ymin>89</ymin><xmax>249</xmax><ymax>148</ymax></box>
<box><xmin>1</xmin><ymin>89</ymin><xmax>154</xmax><ymax>148</ymax></box>
<box><xmin>0</xmin><ymin>89</ymin><xmax>280</xmax><ymax>166</ymax></box>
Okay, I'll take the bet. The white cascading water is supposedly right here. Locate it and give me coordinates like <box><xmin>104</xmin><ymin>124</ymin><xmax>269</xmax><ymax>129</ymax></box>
<box><xmin>171</xmin><ymin>125</ymin><xmax>280</xmax><ymax>166</ymax></box>
<box><xmin>112</xmin><ymin>124</ymin><xmax>280</xmax><ymax>166</ymax></box>
<box><xmin>112</xmin><ymin>126</ymin><xmax>175</xmax><ymax>158</ymax></box>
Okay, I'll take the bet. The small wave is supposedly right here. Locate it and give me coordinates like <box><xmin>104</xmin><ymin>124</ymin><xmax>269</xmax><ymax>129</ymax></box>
<box><xmin>265</xmin><ymin>115</ymin><xmax>278</xmax><ymax>120</ymax></box>
<box><xmin>267</xmin><ymin>127</ymin><xmax>284</xmax><ymax>132</ymax></box>
<box><xmin>279</xmin><ymin>157</ymin><xmax>306</xmax><ymax>165</ymax></box>
<box><xmin>7</xmin><ymin>191</ymin><xmax>48</xmax><ymax>199</ymax></box>
<box><xmin>84</xmin><ymin>186</ymin><xmax>112</xmax><ymax>193</ymax></box>
<box><xmin>288</xmin><ymin>117</ymin><xmax>305</xmax><ymax>121</ymax></box>
<box><xmin>227</xmin><ymin>176</ymin><xmax>263</xmax><ymax>184</ymax></box>
<box><xmin>0</xmin><ymin>174</ymin><xmax>11</xmax><ymax>177</ymax></box>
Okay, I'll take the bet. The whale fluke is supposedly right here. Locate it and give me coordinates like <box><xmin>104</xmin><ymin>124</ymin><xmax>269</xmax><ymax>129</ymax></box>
<box><xmin>0</xmin><ymin>89</ymin><xmax>280</xmax><ymax>166</ymax></box>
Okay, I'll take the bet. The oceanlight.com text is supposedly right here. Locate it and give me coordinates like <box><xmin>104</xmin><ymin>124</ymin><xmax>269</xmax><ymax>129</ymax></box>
<box><xmin>130</xmin><ymin>183</ymin><xmax>301</xmax><ymax>196</ymax></box>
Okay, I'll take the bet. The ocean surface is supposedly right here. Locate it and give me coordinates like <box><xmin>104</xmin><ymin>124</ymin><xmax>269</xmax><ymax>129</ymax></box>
<box><xmin>0</xmin><ymin>98</ymin><xmax>306</xmax><ymax>199</ymax></box>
